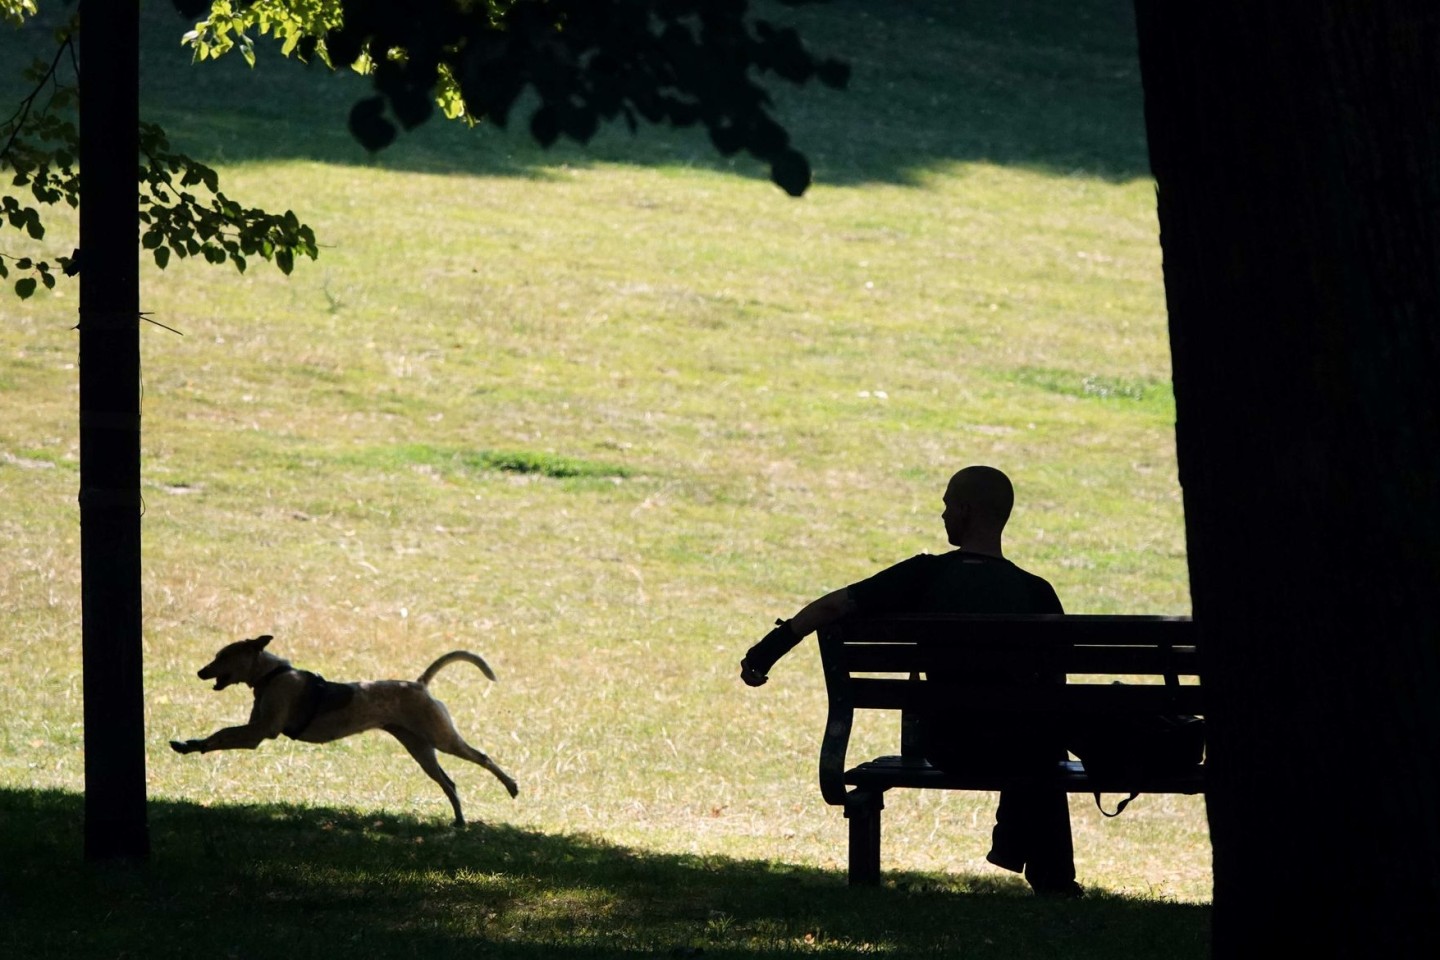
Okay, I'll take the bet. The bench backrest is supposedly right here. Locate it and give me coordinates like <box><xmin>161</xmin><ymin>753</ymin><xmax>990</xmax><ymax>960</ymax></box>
<box><xmin>815</xmin><ymin>614</ymin><xmax>1199</xmax><ymax>803</ymax></box>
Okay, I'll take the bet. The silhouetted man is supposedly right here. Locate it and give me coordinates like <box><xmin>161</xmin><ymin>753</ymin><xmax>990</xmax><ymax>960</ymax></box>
<box><xmin>740</xmin><ymin>465</ymin><xmax>1080</xmax><ymax>897</ymax></box>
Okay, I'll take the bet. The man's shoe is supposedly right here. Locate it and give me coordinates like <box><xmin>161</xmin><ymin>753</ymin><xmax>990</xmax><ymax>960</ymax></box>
<box><xmin>1030</xmin><ymin>880</ymin><xmax>1085</xmax><ymax>899</ymax></box>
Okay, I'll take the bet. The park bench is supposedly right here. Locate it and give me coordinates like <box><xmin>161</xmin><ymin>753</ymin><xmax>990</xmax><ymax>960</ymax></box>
<box><xmin>817</xmin><ymin>614</ymin><xmax>1203</xmax><ymax>885</ymax></box>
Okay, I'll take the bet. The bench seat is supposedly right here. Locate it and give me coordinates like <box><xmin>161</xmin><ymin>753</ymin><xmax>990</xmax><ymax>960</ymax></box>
<box><xmin>844</xmin><ymin>755</ymin><xmax>1206</xmax><ymax>796</ymax></box>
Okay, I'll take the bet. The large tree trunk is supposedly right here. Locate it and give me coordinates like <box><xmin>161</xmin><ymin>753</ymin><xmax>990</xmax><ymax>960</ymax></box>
<box><xmin>1133</xmin><ymin>1</ymin><xmax>1440</xmax><ymax>953</ymax></box>
<box><xmin>78</xmin><ymin>0</ymin><xmax>147</xmax><ymax>861</ymax></box>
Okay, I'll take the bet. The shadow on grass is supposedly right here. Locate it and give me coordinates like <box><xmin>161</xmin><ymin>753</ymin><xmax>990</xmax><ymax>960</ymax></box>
<box><xmin>1</xmin><ymin>787</ymin><xmax>1207</xmax><ymax>959</ymax></box>
<box><xmin>2</xmin><ymin>0</ymin><xmax>1151</xmax><ymax>189</ymax></box>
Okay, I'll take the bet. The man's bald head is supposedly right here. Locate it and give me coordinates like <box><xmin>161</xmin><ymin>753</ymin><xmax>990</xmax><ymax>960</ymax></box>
<box><xmin>942</xmin><ymin>466</ymin><xmax>1014</xmax><ymax>552</ymax></box>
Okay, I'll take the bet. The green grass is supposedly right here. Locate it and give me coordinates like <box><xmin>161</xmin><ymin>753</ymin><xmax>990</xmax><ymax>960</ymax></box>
<box><xmin>1010</xmin><ymin>367</ymin><xmax>1176</xmax><ymax>418</ymax></box>
<box><xmin>2</xmin><ymin>1</ymin><xmax>1206</xmax><ymax>955</ymax></box>
<box><xmin>1</xmin><ymin>789</ymin><xmax>1209</xmax><ymax>959</ymax></box>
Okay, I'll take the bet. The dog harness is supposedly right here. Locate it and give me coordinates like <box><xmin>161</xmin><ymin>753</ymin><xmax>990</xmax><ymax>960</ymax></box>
<box><xmin>254</xmin><ymin>665</ymin><xmax>355</xmax><ymax>739</ymax></box>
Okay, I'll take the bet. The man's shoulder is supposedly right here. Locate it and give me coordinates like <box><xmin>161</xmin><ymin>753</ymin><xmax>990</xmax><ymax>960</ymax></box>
<box><xmin>867</xmin><ymin>551</ymin><xmax>942</xmax><ymax>579</ymax></box>
<box><xmin>1004</xmin><ymin>558</ymin><xmax>1058</xmax><ymax>588</ymax></box>
<box><xmin>934</xmin><ymin>551</ymin><xmax>1063</xmax><ymax>611</ymax></box>
<box><xmin>934</xmin><ymin>550</ymin><xmax>1037</xmax><ymax>575</ymax></box>
<box><xmin>849</xmin><ymin>549</ymin><xmax>1063</xmax><ymax>616</ymax></box>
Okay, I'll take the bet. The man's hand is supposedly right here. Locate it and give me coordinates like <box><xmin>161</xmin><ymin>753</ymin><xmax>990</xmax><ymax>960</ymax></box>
<box><xmin>741</xmin><ymin>619</ymin><xmax>801</xmax><ymax>687</ymax></box>
<box><xmin>739</xmin><ymin>658</ymin><xmax>768</xmax><ymax>687</ymax></box>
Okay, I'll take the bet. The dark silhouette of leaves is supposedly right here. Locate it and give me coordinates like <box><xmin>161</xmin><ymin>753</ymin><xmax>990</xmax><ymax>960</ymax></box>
<box><xmin>347</xmin><ymin>95</ymin><xmax>397</xmax><ymax>151</ymax></box>
<box><xmin>318</xmin><ymin>0</ymin><xmax>839</xmax><ymax>195</ymax></box>
<box><xmin>769</xmin><ymin>147</ymin><xmax>811</xmax><ymax>197</ymax></box>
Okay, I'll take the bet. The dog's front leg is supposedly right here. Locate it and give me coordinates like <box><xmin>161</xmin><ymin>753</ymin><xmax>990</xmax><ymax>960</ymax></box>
<box><xmin>170</xmin><ymin>723</ymin><xmax>278</xmax><ymax>754</ymax></box>
<box><xmin>172</xmin><ymin>684</ymin><xmax>291</xmax><ymax>755</ymax></box>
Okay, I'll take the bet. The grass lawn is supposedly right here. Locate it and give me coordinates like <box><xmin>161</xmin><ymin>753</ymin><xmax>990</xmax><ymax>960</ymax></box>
<box><xmin>1</xmin><ymin>1</ymin><xmax>1207</xmax><ymax>955</ymax></box>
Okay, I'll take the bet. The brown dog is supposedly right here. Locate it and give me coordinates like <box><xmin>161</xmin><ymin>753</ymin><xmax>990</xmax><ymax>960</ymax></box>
<box><xmin>170</xmin><ymin>634</ymin><xmax>519</xmax><ymax>825</ymax></box>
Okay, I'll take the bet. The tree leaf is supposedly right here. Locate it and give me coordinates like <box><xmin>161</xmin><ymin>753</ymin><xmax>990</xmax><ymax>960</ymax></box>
<box><xmin>153</xmin><ymin>246</ymin><xmax>171</xmax><ymax>269</ymax></box>
<box><xmin>15</xmin><ymin>277</ymin><xmax>36</xmax><ymax>299</ymax></box>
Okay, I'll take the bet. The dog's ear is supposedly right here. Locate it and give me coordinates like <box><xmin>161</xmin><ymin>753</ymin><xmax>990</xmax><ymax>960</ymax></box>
<box><xmin>251</xmin><ymin>634</ymin><xmax>273</xmax><ymax>649</ymax></box>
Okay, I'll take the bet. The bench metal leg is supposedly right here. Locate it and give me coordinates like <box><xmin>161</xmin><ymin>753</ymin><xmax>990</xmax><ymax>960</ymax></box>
<box><xmin>844</xmin><ymin>791</ymin><xmax>885</xmax><ymax>886</ymax></box>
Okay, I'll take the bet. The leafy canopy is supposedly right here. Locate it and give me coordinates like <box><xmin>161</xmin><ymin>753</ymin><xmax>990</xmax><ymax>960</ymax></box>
<box><xmin>2</xmin><ymin>1</ymin><xmax>843</xmax><ymax>300</ymax></box>
<box><xmin>1</xmin><ymin>8</ymin><xmax>319</xmax><ymax>299</ymax></box>
<box><xmin>1</xmin><ymin>1</ymin><xmax>38</xmax><ymax>28</ymax></box>
<box><xmin>176</xmin><ymin>0</ymin><xmax>848</xmax><ymax>194</ymax></box>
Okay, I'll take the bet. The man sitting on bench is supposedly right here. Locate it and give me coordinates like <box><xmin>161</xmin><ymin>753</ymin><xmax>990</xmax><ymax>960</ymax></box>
<box><xmin>739</xmin><ymin>465</ymin><xmax>1083</xmax><ymax>898</ymax></box>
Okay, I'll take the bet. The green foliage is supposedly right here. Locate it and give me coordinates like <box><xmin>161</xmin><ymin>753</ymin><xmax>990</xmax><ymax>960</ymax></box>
<box><xmin>180</xmin><ymin>0</ymin><xmax>847</xmax><ymax>196</ymax></box>
<box><xmin>0</xmin><ymin>12</ymin><xmax>319</xmax><ymax>299</ymax></box>
<box><xmin>0</xmin><ymin>15</ymin><xmax>79</xmax><ymax>296</ymax></box>
<box><xmin>0</xmin><ymin>0</ymin><xmax>37</xmax><ymax>28</ymax></box>
<box><xmin>137</xmin><ymin>121</ymin><xmax>318</xmax><ymax>275</ymax></box>
<box><xmin>4</xmin><ymin>0</ymin><xmax>843</xmax><ymax>300</ymax></box>
<box><xmin>184</xmin><ymin>0</ymin><xmax>347</xmax><ymax>68</ymax></box>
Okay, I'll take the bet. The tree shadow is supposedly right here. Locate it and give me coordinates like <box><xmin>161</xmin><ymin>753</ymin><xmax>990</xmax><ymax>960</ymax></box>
<box><xmin>117</xmin><ymin>0</ymin><xmax>1150</xmax><ymax>187</ymax></box>
<box><xmin>2</xmin><ymin>787</ymin><xmax>1207</xmax><ymax>959</ymax></box>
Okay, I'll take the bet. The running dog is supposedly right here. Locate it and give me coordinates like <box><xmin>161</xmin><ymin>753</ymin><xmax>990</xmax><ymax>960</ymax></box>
<box><xmin>170</xmin><ymin>634</ymin><xmax>519</xmax><ymax>825</ymax></box>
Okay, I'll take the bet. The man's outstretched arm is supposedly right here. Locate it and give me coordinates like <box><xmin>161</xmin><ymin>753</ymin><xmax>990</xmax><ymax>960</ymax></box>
<box><xmin>740</xmin><ymin>587</ymin><xmax>858</xmax><ymax>686</ymax></box>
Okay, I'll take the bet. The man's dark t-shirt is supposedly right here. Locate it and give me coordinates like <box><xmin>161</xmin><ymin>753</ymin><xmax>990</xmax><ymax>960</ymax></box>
<box><xmin>847</xmin><ymin>550</ymin><xmax>1064</xmax><ymax>769</ymax></box>
<box><xmin>847</xmin><ymin>550</ymin><xmax>1062</xmax><ymax>619</ymax></box>
<box><xmin>742</xmin><ymin>551</ymin><xmax>1061</xmax><ymax>685</ymax></box>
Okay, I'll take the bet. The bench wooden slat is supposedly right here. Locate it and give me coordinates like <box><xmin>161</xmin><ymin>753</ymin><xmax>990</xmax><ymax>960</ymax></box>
<box><xmin>848</xmin><ymin>678</ymin><xmax>1205</xmax><ymax>715</ymax></box>
<box><xmin>828</xmin><ymin>613</ymin><xmax>1193</xmax><ymax>646</ymax></box>
<box><xmin>839</xmin><ymin>643</ymin><xmax>1200</xmax><ymax>676</ymax></box>
<box><xmin>843</xmin><ymin>756</ymin><xmax>1205</xmax><ymax>796</ymax></box>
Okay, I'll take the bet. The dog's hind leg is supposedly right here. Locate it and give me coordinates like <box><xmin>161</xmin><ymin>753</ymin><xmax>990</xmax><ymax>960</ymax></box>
<box><xmin>436</xmin><ymin>734</ymin><xmax>520</xmax><ymax>800</ymax></box>
<box><xmin>384</xmin><ymin>724</ymin><xmax>466</xmax><ymax>826</ymax></box>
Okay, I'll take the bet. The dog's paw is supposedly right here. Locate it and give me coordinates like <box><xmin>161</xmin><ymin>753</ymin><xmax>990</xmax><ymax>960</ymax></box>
<box><xmin>506</xmin><ymin>780</ymin><xmax>519</xmax><ymax>799</ymax></box>
<box><xmin>169</xmin><ymin>739</ymin><xmax>200</xmax><ymax>754</ymax></box>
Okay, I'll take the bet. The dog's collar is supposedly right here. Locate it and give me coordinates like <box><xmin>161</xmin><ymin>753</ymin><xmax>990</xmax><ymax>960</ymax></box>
<box><xmin>254</xmin><ymin>663</ymin><xmax>294</xmax><ymax>690</ymax></box>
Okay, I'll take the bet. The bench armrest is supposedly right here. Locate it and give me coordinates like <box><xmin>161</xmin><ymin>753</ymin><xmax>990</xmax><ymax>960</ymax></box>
<box><xmin>818</xmin><ymin>628</ymin><xmax>853</xmax><ymax>805</ymax></box>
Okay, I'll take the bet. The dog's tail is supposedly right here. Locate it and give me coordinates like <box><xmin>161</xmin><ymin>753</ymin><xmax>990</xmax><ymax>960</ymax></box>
<box><xmin>417</xmin><ymin>651</ymin><xmax>498</xmax><ymax>686</ymax></box>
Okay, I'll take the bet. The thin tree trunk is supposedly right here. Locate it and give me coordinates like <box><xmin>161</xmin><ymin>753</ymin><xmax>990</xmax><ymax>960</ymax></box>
<box><xmin>1134</xmin><ymin>1</ymin><xmax>1440</xmax><ymax>953</ymax></box>
<box><xmin>78</xmin><ymin>0</ymin><xmax>147</xmax><ymax>861</ymax></box>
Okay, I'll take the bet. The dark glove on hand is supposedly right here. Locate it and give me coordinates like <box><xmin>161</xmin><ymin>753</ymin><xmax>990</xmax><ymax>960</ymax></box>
<box><xmin>742</xmin><ymin>619</ymin><xmax>802</xmax><ymax>681</ymax></box>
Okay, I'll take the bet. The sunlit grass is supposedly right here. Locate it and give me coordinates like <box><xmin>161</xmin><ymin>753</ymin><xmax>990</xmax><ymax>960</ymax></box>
<box><xmin>1</xmin><ymin>6</ymin><xmax>1206</xmax><ymax>952</ymax></box>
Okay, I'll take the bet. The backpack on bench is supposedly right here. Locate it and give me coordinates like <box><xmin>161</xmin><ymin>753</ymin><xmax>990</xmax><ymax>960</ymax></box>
<box><xmin>1069</xmin><ymin>699</ymin><xmax>1205</xmax><ymax>817</ymax></box>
